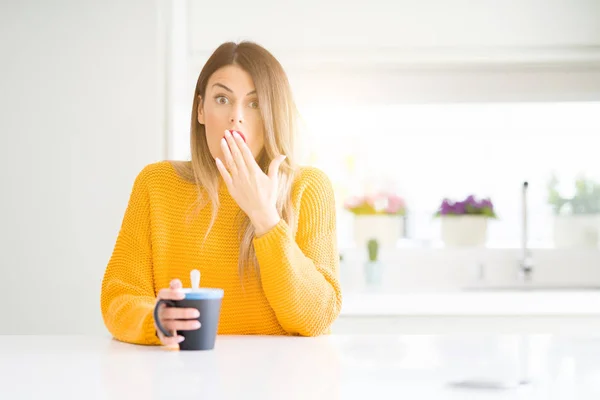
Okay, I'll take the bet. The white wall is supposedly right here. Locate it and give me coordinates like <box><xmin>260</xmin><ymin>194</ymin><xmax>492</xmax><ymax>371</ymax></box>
<box><xmin>0</xmin><ymin>0</ymin><xmax>166</xmax><ymax>334</ymax></box>
<box><xmin>184</xmin><ymin>0</ymin><xmax>600</xmax><ymax>105</ymax></box>
<box><xmin>188</xmin><ymin>0</ymin><xmax>600</xmax><ymax>58</ymax></box>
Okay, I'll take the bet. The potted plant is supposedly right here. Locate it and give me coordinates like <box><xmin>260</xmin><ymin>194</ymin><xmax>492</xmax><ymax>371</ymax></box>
<box><xmin>364</xmin><ymin>238</ymin><xmax>383</xmax><ymax>287</ymax></box>
<box><xmin>434</xmin><ymin>195</ymin><xmax>497</xmax><ymax>247</ymax></box>
<box><xmin>548</xmin><ymin>173</ymin><xmax>600</xmax><ymax>248</ymax></box>
<box><xmin>344</xmin><ymin>192</ymin><xmax>406</xmax><ymax>248</ymax></box>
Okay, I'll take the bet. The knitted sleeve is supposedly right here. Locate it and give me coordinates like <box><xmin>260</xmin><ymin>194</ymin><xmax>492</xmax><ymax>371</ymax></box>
<box><xmin>252</xmin><ymin>167</ymin><xmax>342</xmax><ymax>336</ymax></box>
<box><xmin>100</xmin><ymin>165</ymin><xmax>161</xmax><ymax>345</ymax></box>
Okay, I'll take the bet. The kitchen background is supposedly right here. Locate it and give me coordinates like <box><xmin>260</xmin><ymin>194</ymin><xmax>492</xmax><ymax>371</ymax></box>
<box><xmin>1</xmin><ymin>0</ymin><xmax>600</xmax><ymax>335</ymax></box>
<box><xmin>167</xmin><ymin>0</ymin><xmax>600</xmax><ymax>293</ymax></box>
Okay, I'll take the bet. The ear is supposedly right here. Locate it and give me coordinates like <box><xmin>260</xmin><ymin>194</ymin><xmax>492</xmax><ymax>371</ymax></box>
<box><xmin>197</xmin><ymin>96</ymin><xmax>205</xmax><ymax>125</ymax></box>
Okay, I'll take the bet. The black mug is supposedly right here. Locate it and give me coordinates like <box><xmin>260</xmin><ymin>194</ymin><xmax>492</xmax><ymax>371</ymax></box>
<box><xmin>153</xmin><ymin>288</ymin><xmax>224</xmax><ymax>351</ymax></box>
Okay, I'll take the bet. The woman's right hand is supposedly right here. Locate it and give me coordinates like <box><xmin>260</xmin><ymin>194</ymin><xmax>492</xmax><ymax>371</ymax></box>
<box><xmin>154</xmin><ymin>279</ymin><xmax>201</xmax><ymax>346</ymax></box>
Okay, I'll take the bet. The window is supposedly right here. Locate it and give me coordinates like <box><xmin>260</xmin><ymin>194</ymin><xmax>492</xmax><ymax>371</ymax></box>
<box><xmin>298</xmin><ymin>101</ymin><xmax>600</xmax><ymax>249</ymax></box>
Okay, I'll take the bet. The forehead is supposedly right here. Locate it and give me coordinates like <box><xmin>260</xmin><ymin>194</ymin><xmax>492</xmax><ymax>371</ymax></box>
<box><xmin>207</xmin><ymin>65</ymin><xmax>255</xmax><ymax>92</ymax></box>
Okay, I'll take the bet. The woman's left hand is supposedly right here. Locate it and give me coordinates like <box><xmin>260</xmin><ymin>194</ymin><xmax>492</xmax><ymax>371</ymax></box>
<box><xmin>215</xmin><ymin>130</ymin><xmax>286</xmax><ymax>236</ymax></box>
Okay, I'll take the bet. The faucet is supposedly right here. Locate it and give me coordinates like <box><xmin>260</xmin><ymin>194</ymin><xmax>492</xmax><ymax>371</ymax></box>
<box><xmin>519</xmin><ymin>181</ymin><xmax>534</xmax><ymax>282</ymax></box>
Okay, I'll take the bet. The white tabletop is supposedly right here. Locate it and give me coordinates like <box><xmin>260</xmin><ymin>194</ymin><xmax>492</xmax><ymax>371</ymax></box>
<box><xmin>1</xmin><ymin>334</ymin><xmax>600</xmax><ymax>399</ymax></box>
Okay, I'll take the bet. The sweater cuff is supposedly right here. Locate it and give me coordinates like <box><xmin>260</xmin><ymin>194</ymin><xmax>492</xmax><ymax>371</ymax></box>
<box><xmin>253</xmin><ymin>218</ymin><xmax>290</xmax><ymax>252</ymax></box>
<box><xmin>142</xmin><ymin>301</ymin><xmax>162</xmax><ymax>346</ymax></box>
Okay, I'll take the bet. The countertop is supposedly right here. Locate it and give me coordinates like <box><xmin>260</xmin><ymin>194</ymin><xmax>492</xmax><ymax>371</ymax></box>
<box><xmin>1</xmin><ymin>334</ymin><xmax>600</xmax><ymax>399</ymax></box>
<box><xmin>340</xmin><ymin>290</ymin><xmax>600</xmax><ymax>316</ymax></box>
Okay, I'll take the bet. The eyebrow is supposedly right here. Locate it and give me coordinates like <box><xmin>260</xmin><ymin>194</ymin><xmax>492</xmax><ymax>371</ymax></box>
<box><xmin>212</xmin><ymin>83</ymin><xmax>256</xmax><ymax>96</ymax></box>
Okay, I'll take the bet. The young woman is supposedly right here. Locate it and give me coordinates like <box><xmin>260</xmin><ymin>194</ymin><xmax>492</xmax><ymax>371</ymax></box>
<box><xmin>101</xmin><ymin>41</ymin><xmax>342</xmax><ymax>346</ymax></box>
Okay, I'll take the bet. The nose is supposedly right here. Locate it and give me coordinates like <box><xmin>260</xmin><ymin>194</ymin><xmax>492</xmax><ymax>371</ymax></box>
<box><xmin>230</xmin><ymin>107</ymin><xmax>244</xmax><ymax>124</ymax></box>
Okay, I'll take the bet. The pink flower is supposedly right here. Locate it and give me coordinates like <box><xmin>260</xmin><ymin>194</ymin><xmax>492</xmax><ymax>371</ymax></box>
<box><xmin>343</xmin><ymin>196</ymin><xmax>364</xmax><ymax>209</ymax></box>
<box><xmin>385</xmin><ymin>195</ymin><xmax>405</xmax><ymax>213</ymax></box>
<box><xmin>344</xmin><ymin>192</ymin><xmax>406</xmax><ymax>215</ymax></box>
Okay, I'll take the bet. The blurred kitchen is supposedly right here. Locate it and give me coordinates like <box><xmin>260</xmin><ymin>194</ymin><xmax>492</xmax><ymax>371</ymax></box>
<box><xmin>164</xmin><ymin>0</ymin><xmax>600</xmax><ymax>334</ymax></box>
<box><xmin>1</xmin><ymin>0</ymin><xmax>600</xmax><ymax>338</ymax></box>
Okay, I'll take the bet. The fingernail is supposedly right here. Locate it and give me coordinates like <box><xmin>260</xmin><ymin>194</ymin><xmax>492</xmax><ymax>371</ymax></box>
<box><xmin>177</xmin><ymin>336</ymin><xmax>185</xmax><ymax>343</ymax></box>
<box><xmin>193</xmin><ymin>310</ymin><xmax>200</xmax><ymax>318</ymax></box>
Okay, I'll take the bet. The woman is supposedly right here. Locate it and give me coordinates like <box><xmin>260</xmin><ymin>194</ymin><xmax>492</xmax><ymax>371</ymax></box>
<box><xmin>100</xmin><ymin>41</ymin><xmax>342</xmax><ymax>346</ymax></box>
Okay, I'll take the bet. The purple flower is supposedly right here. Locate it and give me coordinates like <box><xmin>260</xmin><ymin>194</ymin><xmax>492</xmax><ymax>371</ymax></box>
<box><xmin>436</xmin><ymin>195</ymin><xmax>497</xmax><ymax>218</ymax></box>
<box><xmin>481</xmin><ymin>198</ymin><xmax>493</xmax><ymax>209</ymax></box>
<box><xmin>440</xmin><ymin>199</ymin><xmax>453</xmax><ymax>215</ymax></box>
<box><xmin>454</xmin><ymin>201</ymin><xmax>466</xmax><ymax>214</ymax></box>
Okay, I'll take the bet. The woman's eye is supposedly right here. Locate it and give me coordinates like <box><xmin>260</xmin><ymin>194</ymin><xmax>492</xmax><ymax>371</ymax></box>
<box><xmin>249</xmin><ymin>101</ymin><xmax>259</xmax><ymax>109</ymax></box>
<box><xmin>215</xmin><ymin>96</ymin><xmax>228</xmax><ymax>105</ymax></box>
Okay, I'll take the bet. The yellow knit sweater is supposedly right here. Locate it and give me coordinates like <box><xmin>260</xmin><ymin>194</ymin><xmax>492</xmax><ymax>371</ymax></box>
<box><xmin>101</xmin><ymin>161</ymin><xmax>342</xmax><ymax>345</ymax></box>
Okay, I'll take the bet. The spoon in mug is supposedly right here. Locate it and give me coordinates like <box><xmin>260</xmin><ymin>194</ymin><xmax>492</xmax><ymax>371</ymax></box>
<box><xmin>191</xmin><ymin>269</ymin><xmax>201</xmax><ymax>290</ymax></box>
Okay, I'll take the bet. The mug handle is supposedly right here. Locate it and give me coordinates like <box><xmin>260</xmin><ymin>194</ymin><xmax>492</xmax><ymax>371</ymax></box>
<box><xmin>153</xmin><ymin>299</ymin><xmax>176</xmax><ymax>338</ymax></box>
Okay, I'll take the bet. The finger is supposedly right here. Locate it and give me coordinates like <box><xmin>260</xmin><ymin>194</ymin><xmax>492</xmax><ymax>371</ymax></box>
<box><xmin>160</xmin><ymin>307</ymin><xmax>200</xmax><ymax>320</ymax></box>
<box><xmin>159</xmin><ymin>334</ymin><xmax>185</xmax><ymax>346</ymax></box>
<box><xmin>155</xmin><ymin>323</ymin><xmax>176</xmax><ymax>337</ymax></box>
<box><xmin>234</xmin><ymin>131</ymin><xmax>261</xmax><ymax>174</ymax></box>
<box><xmin>225</xmin><ymin>131</ymin><xmax>247</xmax><ymax>174</ymax></box>
<box><xmin>216</xmin><ymin>158</ymin><xmax>233</xmax><ymax>188</ymax></box>
<box><xmin>268</xmin><ymin>155</ymin><xmax>287</xmax><ymax>181</ymax></box>
<box><xmin>157</xmin><ymin>288</ymin><xmax>185</xmax><ymax>300</ymax></box>
<box><xmin>221</xmin><ymin>134</ymin><xmax>237</xmax><ymax>175</ymax></box>
<box><xmin>163</xmin><ymin>319</ymin><xmax>201</xmax><ymax>331</ymax></box>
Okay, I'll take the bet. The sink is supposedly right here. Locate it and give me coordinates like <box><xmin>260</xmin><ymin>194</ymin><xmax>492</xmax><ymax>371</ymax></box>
<box><xmin>462</xmin><ymin>284</ymin><xmax>600</xmax><ymax>292</ymax></box>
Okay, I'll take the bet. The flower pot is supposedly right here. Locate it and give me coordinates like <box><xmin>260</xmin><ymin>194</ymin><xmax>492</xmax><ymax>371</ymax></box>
<box><xmin>364</xmin><ymin>260</ymin><xmax>384</xmax><ymax>287</ymax></box>
<box><xmin>441</xmin><ymin>215</ymin><xmax>488</xmax><ymax>247</ymax></box>
<box><xmin>553</xmin><ymin>215</ymin><xmax>599</xmax><ymax>248</ymax></box>
<box><xmin>353</xmin><ymin>215</ymin><xmax>404</xmax><ymax>248</ymax></box>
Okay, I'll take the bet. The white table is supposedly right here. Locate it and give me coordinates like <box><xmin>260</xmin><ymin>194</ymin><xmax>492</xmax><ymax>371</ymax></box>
<box><xmin>1</xmin><ymin>334</ymin><xmax>600</xmax><ymax>399</ymax></box>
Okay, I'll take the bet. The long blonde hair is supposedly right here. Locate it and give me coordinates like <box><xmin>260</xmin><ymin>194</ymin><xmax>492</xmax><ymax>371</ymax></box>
<box><xmin>172</xmin><ymin>41</ymin><xmax>298</xmax><ymax>281</ymax></box>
